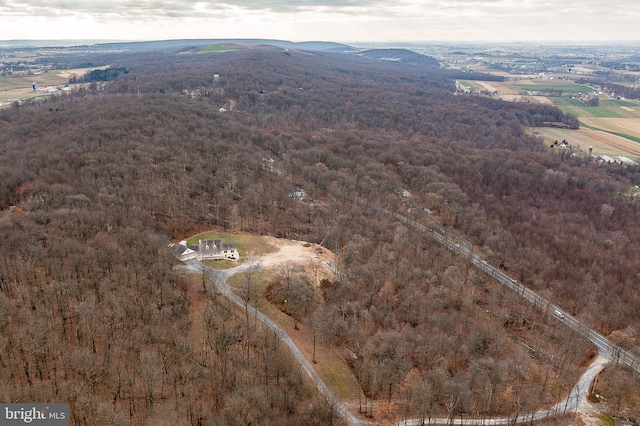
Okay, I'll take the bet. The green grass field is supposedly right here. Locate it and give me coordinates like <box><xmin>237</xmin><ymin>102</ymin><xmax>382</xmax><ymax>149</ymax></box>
<box><xmin>562</xmin><ymin>97</ymin><xmax>583</xmax><ymax>106</ymax></box>
<box><xmin>580</xmin><ymin>106</ymin><xmax>628</xmax><ymax>118</ymax></box>
<box><xmin>553</xmin><ymin>98</ymin><xmax>588</xmax><ymax>116</ymax></box>
<box><xmin>608</xmin><ymin>99</ymin><xmax>639</xmax><ymax>107</ymax></box>
<box><xmin>552</xmin><ymin>97</ymin><xmax>634</xmax><ymax>118</ymax></box>
<box><xmin>186</xmin><ymin>231</ymin><xmax>278</xmax><ymax>258</ymax></box>
<box><xmin>597</xmin><ymin>99</ymin><xmax>640</xmax><ymax>118</ymax></box>
<box><xmin>509</xmin><ymin>80</ymin><xmax>593</xmax><ymax>95</ymax></box>
<box><xmin>199</xmin><ymin>43</ymin><xmax>234</xmax><ymax>53</ymax></box>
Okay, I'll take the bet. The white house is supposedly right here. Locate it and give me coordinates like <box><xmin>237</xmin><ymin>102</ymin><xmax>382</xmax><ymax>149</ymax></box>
<box><xmin>173</xmin><ymin>239</ymin><xmax>238</xmax><ymax>262</ymax></box>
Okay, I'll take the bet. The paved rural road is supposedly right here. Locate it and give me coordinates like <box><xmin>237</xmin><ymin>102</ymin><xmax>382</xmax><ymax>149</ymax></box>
<box><xmin>358</xmin><ymin>198</ymin><xmax>640</xmax><ymax>374</ymax></box>
<box><xmin>182</xmin><ymin>248</ymin><xmax>611</xmax><ymax>425</ymax></box>
<box><xmin>394</xmin><ymin>354</ymin><xmax>609</xmax><ymax>425</ymax></box>
<box><xmin>184</xmin><ymin>259</ymin><xmax>370</xmax><ymax>426</ymax></box>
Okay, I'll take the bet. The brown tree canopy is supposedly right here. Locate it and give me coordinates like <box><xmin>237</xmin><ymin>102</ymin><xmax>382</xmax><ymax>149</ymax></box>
<box><xmin>0</xmin><ymin>44</ymin><xmax>638</xmax><ymax>422</ymax></box>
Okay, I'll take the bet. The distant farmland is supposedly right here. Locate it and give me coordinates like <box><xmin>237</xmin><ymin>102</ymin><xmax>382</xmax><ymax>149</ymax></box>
<box><xmin>535</xmin><ymin>98</ymin><xmax>640</xmax><ymax>160</ymax></box>
<box><xmin>554</xmin><ymin>98</ymin><xmax>640</xmax><ymax>118</ymax></box>
<box><xmin>535</xmin><ymin>126</ymin><xmax>640</xmax><ymax>159</ymax></box>
<box><xmin>467</xmin><ymin>78</ymin><xmax>640</xmax><ymax>160</ymax></box>
<box><xmin>0</xmin><ymin>66</ymin><xmax>105</xmax><ymax>103</ymax></box>
<box><xmin>509</xmin><ymin>80</ymin><xmax>594</xmax><ymax>95</ymax></box>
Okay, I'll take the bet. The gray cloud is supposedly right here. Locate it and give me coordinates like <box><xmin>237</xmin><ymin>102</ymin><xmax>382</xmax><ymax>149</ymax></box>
<box><xmin>1</xmin><ymin>0</ymin><xmax>638</xmax><ymax>41</ymax></box>
<box><xmin>1</xmin><ymin>0</ymin><xmax>384</xmax><ymax>17</ymax></box>
<box><xmin>2</xmin><ymin>0</ymin><xmax>639</xmax><ymax>19</ymax></box>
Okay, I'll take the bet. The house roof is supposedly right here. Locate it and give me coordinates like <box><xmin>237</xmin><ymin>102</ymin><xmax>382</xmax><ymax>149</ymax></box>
<box><xmin>199</xmin><ymin>239</ymin><xmax>236</xmax><ymax>251</ymax></box>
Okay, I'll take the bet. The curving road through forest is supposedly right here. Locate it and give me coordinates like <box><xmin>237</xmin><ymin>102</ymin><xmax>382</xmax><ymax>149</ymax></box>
<box><xmin>181</xmin><ymin>241</ymin><xmax>613</xmax><ymax>425</ymax></box>
<box><xmin>360</xmin><ymin>198</ymin><xmax>640</xmax><ymax>373</ymax></box>
<box><xmin>184</xmin><ymin>259</ymin><xmax>370</xmax><ymax>426</ymax></box>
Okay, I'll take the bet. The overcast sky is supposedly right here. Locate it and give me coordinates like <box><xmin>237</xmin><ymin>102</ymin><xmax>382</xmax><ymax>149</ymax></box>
<box><xmin>0</xmin><ymin>0</ymin><xmax>638</xmax><ymax>43</ymax></box>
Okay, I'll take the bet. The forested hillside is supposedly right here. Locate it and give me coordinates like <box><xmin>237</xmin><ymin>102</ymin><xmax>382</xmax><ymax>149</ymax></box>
<box><xmin>0</xmin><ymin>45</ymin><xmax>638</xmax><ymax>423</ymax></box>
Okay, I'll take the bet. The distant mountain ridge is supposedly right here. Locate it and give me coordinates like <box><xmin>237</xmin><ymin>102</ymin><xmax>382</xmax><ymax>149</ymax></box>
<box><xmin>100</xmin><ymin>39</ymin><xmax>355</xmax><ymax>53</ymax></box>
<box><xmin>0</xmin><ymin>38</ymin><xmax>353</xmax><ymax>53</ymax></box>
<box><xmin>358</xmin><ymin>48</ymin><xmax>440</xmax><ymax>67</ymax></box>
<box><xmin>0</xmin><ymin>39</ymin><xmax>124</xmax><ymax>48</ymax></box>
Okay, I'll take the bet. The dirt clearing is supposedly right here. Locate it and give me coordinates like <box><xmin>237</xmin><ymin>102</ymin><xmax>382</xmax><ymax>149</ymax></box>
<box><xmin>220</xmin><ymin>236</ymin><xmax>364</xmax><ymax>402</ymax></box>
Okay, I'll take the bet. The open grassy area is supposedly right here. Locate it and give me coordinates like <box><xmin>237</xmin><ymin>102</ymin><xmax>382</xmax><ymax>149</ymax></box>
<box><xmin>186</xmin><ymin>231</ymin><xmax>278</xmax><ymax>257</ymax></box>
<box><xmin>562</xmin><ymin>97</ymin><xmax>583</xmax><ymax>106</ymax></box>
<box><xmin>581</xmin><ymin>106</ymin><xmax>629</xmax><ymax>118</ymax></box>
<box><xmin>599</xmin><ymin>414</ymin><xmax>615</xmax><ymax>426</ymax></box>
<box><xmin>608</xmin><ymin>98</ymin><xmax>640</xmax><ymax>108</ymax></box>
<box><xmin>553</xmin><ymin>101</ymin><xmax>586</xmax><ymax>117</ymax></box>
<box><xmin>509</xmin><ymin>80</ymin><xmax>593</xmax><ymax>95</ymax></box>
<box><xmin>199</xmin><ymin>43</ymin><xmax>235</xmax><ymax>53</ymax></box>
<box><xmin>201</xmin><ymin>258</ymin><xmax>240</xmax><ymax>270</ymax></box>
<box><xmin>227</xmin><ymin>268</ymin><xmax>272</xmax><ymax>292</ymax></box>
<box><xmin>553</xmin><ymin>97</ymin><xmax>638</xmax><ymax>119</ymax></box>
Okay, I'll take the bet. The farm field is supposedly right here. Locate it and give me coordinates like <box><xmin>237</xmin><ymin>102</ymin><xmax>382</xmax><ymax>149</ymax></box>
<box><xmin>460</xmin><ymin>79</ymin><xmax>552</xmax><ymax>103</ymax></box>
<box><xmin>547</xmin><ymin>97</ymin><xmax>640</xmax><ymax>159</ymax></box>
<box><xmin>508</xmin><ymin>79</ymin><xmax>594</xmax><ymax>95</ymax></box>
<box><xmin>0</xmin><ymin>66</ymin><xmax>104</xmax><ymax>103</ymax></box>
<box><xmin>435</xmin><ymin>77</ymin><xmax>637</xmax><ymax>159</ymax></box>
<box><xmin>466</xmin><ymin>63</ymin><xmax>513</xmax><ymax>77</ymax></box>
<box><xmin>478</xmin><ymin>80</ymin><xmax>640</xmax><ymax>160</ymax></box>
<box><xmin>553</xmin><ymin>97</ymin><xmax>640</xmax><ymax>119</ymax></box>
<box><xmin>580</xmin><ymin>117</ymin><xmax>640</xmax><ymax>139</ymax></box>
<box><xmin>534</xmin><ymin>127</ymin><xmax>640</xmax><ymax>159</ymax></box>
<box><xmin>488</xmin><ymin>78</ymin><xmax>598</xmax><ymax>99</ymax></box>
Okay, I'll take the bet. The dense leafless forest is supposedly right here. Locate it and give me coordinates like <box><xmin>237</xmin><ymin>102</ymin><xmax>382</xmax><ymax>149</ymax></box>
<box><xmin>0</xmin><ymin>44</ymin><xmax>638</xmax><ymax>423</ymax></box>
